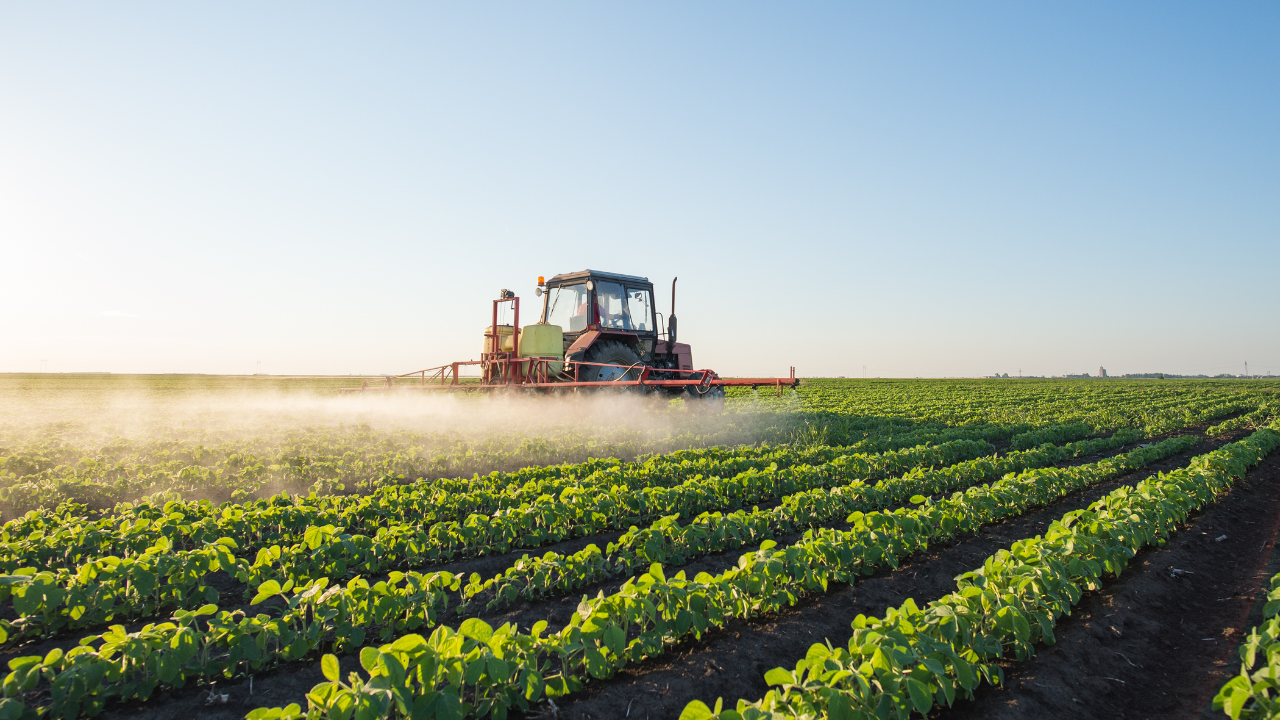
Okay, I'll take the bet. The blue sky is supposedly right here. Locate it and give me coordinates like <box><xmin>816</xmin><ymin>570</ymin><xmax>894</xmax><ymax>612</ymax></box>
<box><xmin>1</xmin><ymin>3</ymin><xmax>1276</xmax><ymax>378</ymax></box>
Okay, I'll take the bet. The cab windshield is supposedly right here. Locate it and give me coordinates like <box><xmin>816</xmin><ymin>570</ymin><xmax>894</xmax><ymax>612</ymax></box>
<box><xmin>545</xmin><ymin>283</ymin><xmax>590</xmax><ymax>332</ymax></box>
<box><xmin>596</xmin><ymin>281</ymin><xmax>654</xmax><ymax>332</ymax></box>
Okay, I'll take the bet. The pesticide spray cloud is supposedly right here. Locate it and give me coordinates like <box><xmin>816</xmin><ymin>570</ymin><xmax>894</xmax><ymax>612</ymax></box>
<box><xmin>0</xmin><ymin>377</ymin><xmax>802</xmax><ymax>517</ymax></box>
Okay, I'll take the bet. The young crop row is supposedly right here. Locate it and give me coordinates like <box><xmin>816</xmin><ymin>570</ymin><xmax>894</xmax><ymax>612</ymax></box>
<box><xmin>461</xmin><ymin>429</ymin><xmax>1144</xmax><ymax>613</ymax></box>
<box><xmin>1207</xmin><ymin>401</ymin><xmax>1279</xmax><ymax>437</ymax></box>
<box><xmin>0</xmin><ymin>439</ymin><xmax>993</xmax><ymax>643</ymax></box>
<box><xmin>0</xmin><ymin>422</ymin><xmax>1032</xmax><ymax>575</ymax></box>
<box><xmin>795</xmin><ymin>380</ymin><xmax>1261</xmax><ymax>431</ymax></box>
<box><xmin>0</xmin><ymin>434</ymin><xmax>1200</xmax><ymax>720</ymax></box>
<box><xmin>1213</xmin><ymin>572</ymin><xmax>1280</xmax><ymax>719</ymax></box>
<box><xmin>681</xmin><ymin>425</ymin><xmax>1280</xmax><ymax>720</ymax></box>
<box><xmin>230</xmin><ymin>435</ymin><xmax>1198</xmax><ymax>720</ymax></box>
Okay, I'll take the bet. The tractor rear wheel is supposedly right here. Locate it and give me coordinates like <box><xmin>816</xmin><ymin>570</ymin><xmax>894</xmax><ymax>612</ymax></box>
<box><xmin>580</xmin><ymin>341</ymin><xmax>643</xmax><ymax>385</ymax></box>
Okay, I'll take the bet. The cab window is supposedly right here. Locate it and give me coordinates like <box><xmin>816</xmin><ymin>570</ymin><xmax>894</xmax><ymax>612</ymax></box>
<box><xmin>545</xmin><ymin>283</ymin><xmax>589</xmax><ymax>332</ymax></box>
<box><xmin>625</xmin><ymin>287</ymin><xmax>654</xmax><ymax>332</ymax></box>
<box><xmin>595</xmin><ymin>281</ymin><xmax>629</xmax><ymax>329</ymax></box>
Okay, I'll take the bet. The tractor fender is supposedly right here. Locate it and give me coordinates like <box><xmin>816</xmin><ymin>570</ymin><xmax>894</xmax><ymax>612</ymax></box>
<box><xmin>654</xmin><ymin>341</ymin><xmax>694</xmax><ymax>370</ymax></box>
<box><xmin>565</xmin><ymin>330</ymin><xmax>641</xmax><ymax>362</ymax></box>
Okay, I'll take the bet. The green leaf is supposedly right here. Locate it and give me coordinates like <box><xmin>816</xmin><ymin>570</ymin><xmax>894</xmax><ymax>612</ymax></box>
<box><xmin>828</xmin><ymin>693</ymin><xmax>856</xmax><ymax>720</ymax></box>
<box><xmin>322</xmin><ymin>654</ymin><xmax>341</xmax><ymax>682</ymax></box>
<box><xmin>251</xmin><ymin>579</ymin><xmax>283</xmax><ymax>605</ymax></box>
<box><xmin>388</xmin><ymin>634</ymin><xmax>426</xmax><ymax>654</ymax></box>
<box><xmin>584</xmin><ymin>647</ymin><xmax>610</xmax><ymax>679</ymax></box>
<box><xmin>10</xmin><ymin>588</ymin><xmax>39</xmax><ymax>619</ymax></box>
<box><xmin>603</xmin><ymin>624</ymin><xmax>627</xmax><ymax>656</ymax></box>
<box><xmin>433</xmin><ymin>691</ymin><xmax>464</xmax><ymax>720</ymax></box>
<box><xmin>0</xmin><ymin>699</ymin><xmax>27</xmax><ymax>720</ymax></box>
<box><xmin>906</xmin><ymin>677</ymin><xmax>933</xmax><ymax>714</ymax></box>
<box><xmin>359</xmin><ymin>646</ymin><xmax>380</xmax><ymax>673</ymax></box>
<box><xmin>381</xmin><ymin>652</ymin><xmax>407</xmax><ymax>686</ymax></box>
<box><xmin>870</xmin><ymin>648</ymin><xmax>893</xmax><ymax>673</ymax></box>
<box><xmin>957</xmin><ymin>653</ymin><xmax>972</xmax><ymax>686</ymax></box>
<box><xmin>679</xmin><ymin>700</ymin><xmax>714</xmax><ymax>720</ymax></box>
<box><xmin>649</xmin><ymin>563</ymin><xmax>666</xmax><ymax>582</ymax></box>
<box><xmin>763</xmin><ymin>668</ymin><xmax>795</xmax><ymax>687</ymax></box>
<box><xmin>459</xmin><ymin>618</ymin><xmax>493</xmax><ymax>643</ymax></box>
<box><xmin>1012</xmin><ymin>612</ymin><xmax>1031</xmax><ymax>643</ymax></box>
<box><xmin>132</xmin><ymin>567</ymin><xmax>158</xmax><ymax>595</ymax></box>
<box><xmin>909</xmin><ymin>495</ymin><xmax>926</xmax><ymax>504</ymax></box>
<box><xmin>157</xmin><ymin>652</ymin><xmax>182</xmax><ymax>683</ymax></box>
<box><xmin>464</xmin><ymin>658</ymin><xmax>486</xmax><ymax>685</ymax></box>
<box><xmin>331</xmin><ymin>691</ymin><xmax>357</xmax><ymax>720</ymax></box>
<box><xmin>487</xmin><ymin>657</ymin><xmax>511</xmax><ymax>684</ymax></box>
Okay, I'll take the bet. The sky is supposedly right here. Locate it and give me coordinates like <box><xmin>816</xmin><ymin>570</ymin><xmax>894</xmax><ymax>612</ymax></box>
<box><xmin>1</xmin><ymin>3</ymin><xmax>1277</xmax><ymax>379</ymax></box>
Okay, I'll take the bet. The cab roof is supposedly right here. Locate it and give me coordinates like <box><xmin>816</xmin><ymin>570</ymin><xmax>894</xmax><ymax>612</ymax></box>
<box><xmin>546</xmin><ymin>269</ymin><xmax>651</xmax><ymax>286</ymax></box>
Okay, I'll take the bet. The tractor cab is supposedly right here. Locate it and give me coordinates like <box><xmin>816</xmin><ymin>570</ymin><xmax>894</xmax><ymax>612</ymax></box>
<box><xmin>540</xmin><ymin>270</ymin><xmax>660</xmax><ymax>364</ymax></box>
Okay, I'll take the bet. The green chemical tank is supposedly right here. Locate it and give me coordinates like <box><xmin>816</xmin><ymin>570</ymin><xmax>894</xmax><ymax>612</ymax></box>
<box><xmin>519</xmin><ymin>322</ymin><xmax>564</xmax><ymax>377</ymax></box>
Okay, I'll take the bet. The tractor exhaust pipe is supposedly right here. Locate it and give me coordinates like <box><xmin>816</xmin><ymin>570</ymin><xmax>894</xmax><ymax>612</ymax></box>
<box><xmin>669</xmin><ymin>277</ymin><xmax>677</xmax><ymax>345</ymax></box>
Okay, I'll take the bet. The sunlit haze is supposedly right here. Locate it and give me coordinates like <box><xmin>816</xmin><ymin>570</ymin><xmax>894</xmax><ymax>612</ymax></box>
<box><xmin>2</xmin><ymin>3</ymin><xmax>1276</xmax><ymax>378</ymax></box>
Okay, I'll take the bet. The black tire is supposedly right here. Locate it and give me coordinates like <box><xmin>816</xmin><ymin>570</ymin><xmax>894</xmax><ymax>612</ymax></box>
<box><xmin>579</xmin><ymin>341</ymin><xmax>644</xmax><ymax>384</ymax></box>
<box><xmin>684</xmin><ymin>383</ymin><xmax>726</xmax><ymax>411</ymax></box>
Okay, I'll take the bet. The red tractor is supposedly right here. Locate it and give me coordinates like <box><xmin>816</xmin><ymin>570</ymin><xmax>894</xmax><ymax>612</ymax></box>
<box><xmin>345</xmin><ymin>269</ymin><xmax>798</xmax><ymax>405</ymax></box>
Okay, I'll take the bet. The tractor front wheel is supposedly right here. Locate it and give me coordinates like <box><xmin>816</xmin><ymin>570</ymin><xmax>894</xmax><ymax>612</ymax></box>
<box><xmin>579</xmin><ymin>341</ymin><xmax>643</xmax><ymax>386</ymax></box>
<box><xmin>684</xmin><ymin>383</ymin><xmax>726</xmax><ymax>411</ymax></box>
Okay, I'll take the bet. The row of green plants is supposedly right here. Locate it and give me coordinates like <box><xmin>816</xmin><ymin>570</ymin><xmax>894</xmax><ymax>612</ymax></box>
<box><xmin>0</xmin><ymin>434</ymin><xmax>1199</xmax><ymax>720</ymax></box>
<box><xmin>792</xmin><ymin>379</ymin><xmax>1263</xmax><ymax>431</ymax></box>
<box><xmin>0</xmin><ymin>568</ymin><xmax>469</xmax><ymax>720</ymax></box>
<box><xmin>0</xmin><ymin>422</ymin><xmax>1027</xmax><ymax>575</ymax></box>
<box><xmin>1213</xmin><ymin>572</ymin><xmax>1280</xmax><ymax>719</ymax></box>
<box><xmin>682</xmin><ymin>424</ymin><xmax>1280</xmax><ymax>720</ymax></box>
<box><xmin>460</xmin><ymin>429</ymin><xmax>1144</xmax><ymax>612</ymax></box>
<box><xmin>230</xmin><ymin>435</ymin><xmax>1199</xmax><ymax>720</ymax></box>
<box><xmin>0</xmin><ymin>439</ymin><xmax>994</xmax><ymax>642</ymax></box>
<box><xmin>1006</xmin><ymin>422</ymin><xmax>1093</xmax><ymax>449</ymax></box>
<box><xmin>1207</xmin><ymin>402</ymin><xmax>1279</xmax><ymax>437</ymax></box>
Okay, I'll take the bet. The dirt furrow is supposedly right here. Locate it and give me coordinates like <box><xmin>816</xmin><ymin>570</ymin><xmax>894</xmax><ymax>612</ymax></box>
<box><xmin>936</xmin><ymin>452</ymin><xmax>1280</xmax><ymax>720</ymax></box>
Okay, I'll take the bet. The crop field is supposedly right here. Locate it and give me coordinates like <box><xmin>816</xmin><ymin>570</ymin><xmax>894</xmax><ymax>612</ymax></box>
<box><xmin>3</xmin><ymin>375</ymin><xmax>1280</xmax><ymax>720</ymax></box>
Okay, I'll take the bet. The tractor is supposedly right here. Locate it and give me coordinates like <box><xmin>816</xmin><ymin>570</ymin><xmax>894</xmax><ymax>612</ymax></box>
<box><xmin>344</xmin><ymin>269</ymin><xmax>798</xmax><ymax>403</ymax></box>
